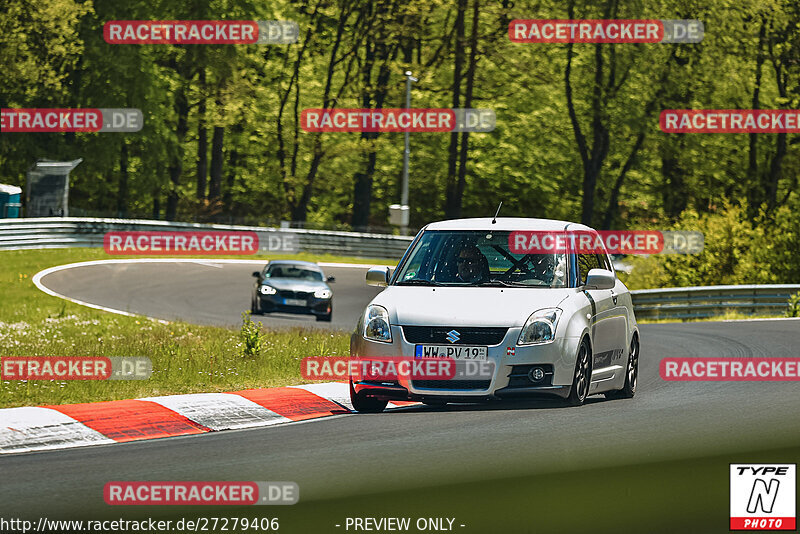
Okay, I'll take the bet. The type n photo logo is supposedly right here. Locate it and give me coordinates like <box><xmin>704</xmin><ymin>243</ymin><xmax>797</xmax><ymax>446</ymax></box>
<box><xmin>730</xmin><ymin>464</ymin><xmax>796</xmax><ymax>530</ymax></box>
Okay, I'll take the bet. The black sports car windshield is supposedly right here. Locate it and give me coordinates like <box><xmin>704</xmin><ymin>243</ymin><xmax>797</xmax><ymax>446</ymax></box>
<box><xmin>265</xmin><ymin>265</ymin><xmax>324</xmax><ymax>281</ymax></box>
<box><xmin>394</xmin><ymin>230</ymin><xmax>568</xmax><ymax>288</ymax></box>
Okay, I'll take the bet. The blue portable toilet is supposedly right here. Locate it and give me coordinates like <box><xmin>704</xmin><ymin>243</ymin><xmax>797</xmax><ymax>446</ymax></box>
<box><xmin>0</xmin><ymin>184</ymin><xmax>22</xmax><ymax>218</ymax></box>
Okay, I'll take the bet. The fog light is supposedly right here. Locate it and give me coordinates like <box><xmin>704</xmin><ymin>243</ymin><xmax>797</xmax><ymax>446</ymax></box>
<box><xmin>528</xmin><ymin>367</ymin><xmax>545</xmax><ymax>382</ymax></box>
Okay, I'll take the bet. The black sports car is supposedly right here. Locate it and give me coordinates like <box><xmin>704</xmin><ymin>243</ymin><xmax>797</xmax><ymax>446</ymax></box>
<box><xmin>251</xmin><ymin>260</ymin><xmax>334</xmax><ymax>322</ymax></box>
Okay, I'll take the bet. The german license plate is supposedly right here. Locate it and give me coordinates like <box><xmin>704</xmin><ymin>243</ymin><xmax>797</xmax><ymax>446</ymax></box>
<box><xmin>284</xmin><ymin>298</ymin><xmax>306</xmax><ymax>306</ymax></box>
<box><xmin>414</xmin><ymin>345</ymin><xmax>487</xmax><ymax>360</ymax></box>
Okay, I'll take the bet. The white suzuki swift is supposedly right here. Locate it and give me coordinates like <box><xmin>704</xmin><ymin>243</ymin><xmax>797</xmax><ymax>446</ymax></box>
<box><xmin>349</xmin><ymin>217</ymin><xmax>640</xmax><ymax>412</ymax></box>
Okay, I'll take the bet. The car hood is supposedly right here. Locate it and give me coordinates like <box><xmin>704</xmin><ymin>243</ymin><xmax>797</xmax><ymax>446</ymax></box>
<box><xmin>372</xmin><ymin>286</ymin><xmax>576</xmax><ymax>327</ymax></box>
<box><xmin>262</xmin><ymin>278</ymin><xmax>329</xmax><ymax>291</ymax></box>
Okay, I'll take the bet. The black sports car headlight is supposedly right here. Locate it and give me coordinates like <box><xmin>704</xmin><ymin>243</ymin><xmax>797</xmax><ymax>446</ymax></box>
<box><xmin>259</xmin><ymin>285</ymin><xmax>277</xmax><ymax>295</ymax></box>
<box><xmin>518</xmin><ymin>308</ymin><xmax>562</xmax><ymax>345</ymax></box>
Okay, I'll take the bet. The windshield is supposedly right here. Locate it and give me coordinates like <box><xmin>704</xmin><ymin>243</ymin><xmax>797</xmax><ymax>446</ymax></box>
<box><xmin>393</xmin><ymin>230</ymin><xmax>568</xmax><ymax>288</ymax></box>
<box><xmin>265</xmin><ymin>265</ymin><xmax>324</xmax><ymax>281</ymax></box>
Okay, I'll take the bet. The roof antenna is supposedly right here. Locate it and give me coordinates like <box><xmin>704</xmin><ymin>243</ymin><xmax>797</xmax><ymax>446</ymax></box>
<box><xmin>491</xmin><ymin>202</ymin><xmax>502</xmax><ymax>224</ymax></box>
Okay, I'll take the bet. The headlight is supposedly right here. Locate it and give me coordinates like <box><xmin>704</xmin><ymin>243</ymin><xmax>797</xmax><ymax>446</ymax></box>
<box><xmin>362</xmin><ymin>305</ymin><xmax>392</xmax><ymax>343</ymax></box>
<box><xmin>314</xmin><ymin>288</ymin><xmax>332</xmax><ymax>299</ymax></box>
<box><xmin>259</xmin><ymin>285</ymin><xmax>277</xmax><ymax>295</ymax></box>
<box><xmin>518</xmin><ymin>308</ymin><xmax>562</xmax><ymax>345</ymax></box>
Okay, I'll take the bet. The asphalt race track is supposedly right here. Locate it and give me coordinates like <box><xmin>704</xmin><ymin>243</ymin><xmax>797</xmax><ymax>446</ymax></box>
<box><xmin>10</xmin><ymin>260</ymin><xmax>800</xmax><ymax>532</ymax></box>
<box><xmin>36</xmin><ymin>260</ymin><xmax>385</xmax><ymax>330</ymax></box>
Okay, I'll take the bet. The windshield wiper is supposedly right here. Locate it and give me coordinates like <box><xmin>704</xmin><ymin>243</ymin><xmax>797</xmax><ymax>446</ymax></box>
<box><xmin>395</xmin><ymin>279</ymin><xmax>443</xmax><ymax>286</ymax></box>
<box><xmin>477</xmin><ymin>279</ymin><xmax>529</xmax><ymax>287</ymax></box>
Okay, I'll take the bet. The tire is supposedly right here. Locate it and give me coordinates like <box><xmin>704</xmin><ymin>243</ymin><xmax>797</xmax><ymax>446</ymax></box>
<box><xmin>250</xmin><ymin>294</ymin><xmax>260</xmax><ymax>315</ymax></box>
<box><xmin>606</xmin><ymin>335</ymin><xmax>639</xmax><ymax>400</ymax></box>
<box><xmin>565</xmin><ymin>338</ymin><xmax>591</xmax><ymax>406</ymax></box>
<box><xmin>349</xmin><ymin>380</ymin><xmax>388</xmax><ymax>413</ymax></box>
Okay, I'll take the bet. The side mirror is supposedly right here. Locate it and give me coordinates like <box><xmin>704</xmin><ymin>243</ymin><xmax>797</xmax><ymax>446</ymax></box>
<box><xmin>326</xmin><ymin>276</ymin><xmax>336</xmax><ymax>283</ymax></box>
<box><xmin>584</xmin><ymin>268</ymin><xmax>616</xmax><ymax>290</ymax></box>
<box><xmin>252</xmin><ymin>271</ymin><xmax>261</xmax><ymax>278</ymax></box>
<box><xmin>366</xmin><ymin>266</ymin><xmax>390</xmax><ymax>287</ymax></box>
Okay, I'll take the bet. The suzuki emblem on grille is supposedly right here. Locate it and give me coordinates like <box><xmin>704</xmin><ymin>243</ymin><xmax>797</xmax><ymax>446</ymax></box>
<box><xmin>446</xmin><ymin>330</ymin><xmax>460</xmax><ymax>343</ymax></box>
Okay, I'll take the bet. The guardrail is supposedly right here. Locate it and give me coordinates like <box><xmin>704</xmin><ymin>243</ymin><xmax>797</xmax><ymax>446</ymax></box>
<box><xmin>630</xmin><ymin>285</ymin><xmax>800</xmax><ymax>320</ymax></box>
<box><xmin>0</xmin><ymin>217</ymin><xmax>413</xmax><ymax>259</ymax></box>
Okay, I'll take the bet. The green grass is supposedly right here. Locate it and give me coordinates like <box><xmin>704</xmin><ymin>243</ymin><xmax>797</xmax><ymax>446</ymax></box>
<box><xmin>274</xmin><ymin>444</ymin><xmax>799</xmax><ymax>534</ymax></box>
<box><xmin>142</xmin><ymin>443</ymin><xmax>800</xmax><ymax>533</ymax></box>
<box><xmin>0</xmin><ymin>248</ymin><xmax>386</xmax><ymax>409</ymax></box>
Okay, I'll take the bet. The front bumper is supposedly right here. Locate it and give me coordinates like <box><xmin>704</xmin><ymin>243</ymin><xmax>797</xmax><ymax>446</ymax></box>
<box><xmin>259</xmin><ymin>294</ymin><xmax>331</xmax><ymax>316</ymax></box>
<box><xmin>350</xmin><ymin>325</ymin><xmax>580</xmax><ymax>400</ymax></box>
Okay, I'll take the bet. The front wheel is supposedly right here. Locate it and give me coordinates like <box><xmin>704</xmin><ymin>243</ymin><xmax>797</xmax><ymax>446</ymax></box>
<box><xmin>565</xmin><ymin>339</ymin><xmax>591</xmax><ymax>406</ymax></box>
<box><xmin>250</xmin><ymin>294</ymin><xmax>260</xmax><ymax>314</ymax></box>
<box><xmin>606</xmin><ymin>335</ymin><xmax>639</xmax><ymax>400</ymax></box>
<box><xmin>349</xmin><ymin>380</ymin><xmax>388</xmax><ymax>413</ymax></box>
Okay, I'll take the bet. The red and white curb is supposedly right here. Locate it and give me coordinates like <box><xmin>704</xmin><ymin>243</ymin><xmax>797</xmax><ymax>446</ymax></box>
<box><xmin>0</xmin><ymin>382</ymin><xmax>418</xmax><ymax>454</ymax></box>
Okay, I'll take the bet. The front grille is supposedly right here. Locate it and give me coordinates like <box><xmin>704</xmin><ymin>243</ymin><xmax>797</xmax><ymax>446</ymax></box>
<box><xmin>411</xmin><ymin>380</ymin><xmax>491</xmax><ymax>390</ymax></box>
<box><xmin>402</xmin><ymin>326</ymin><xmax>508</xmax><ymax>345</ymax></box>
<box><xmin>278</xmin><ymin>290</ymin><xmax>311</xmax><ymax>299</ymax></box>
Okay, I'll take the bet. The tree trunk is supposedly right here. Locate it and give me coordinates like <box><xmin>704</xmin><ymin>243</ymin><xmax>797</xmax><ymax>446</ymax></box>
<box><xmin>152</xmin><ymin>190</ymin><xmax>160</xmax><ymax>219</ymax></box>
<box><xmin>352</xmin><ymin>0</ymin><xmax>395</xmax><ymax>229</ymax></box>
<box><xmin>223</xmin><ymin>146</ymin><xmax>237</xmax><ymax>213</ymax></box>
<box><xmin>209</xmin><ymin>125</ymin><xmax>224</xmax><ymax>200</ymax></box>
<box><xmin>352</xmin><ymin>150</ymin><xmax>376</xmax><ymax>228</ymax></box>
<box><xmin>444</xmin><ymin>0</ymin><xmax>467</xmax><ymax>218</ymax></box>
<box><xmin>660</xmin><ymin>140</ymin><xmax>689</xmax><ymax>218</ymax></box>
<box><xmin>352</xmin><ymin>4</ymin><xmax>378</xmax><ymax>229</ymax></box>
<box><xmin>766</xmin><ymin>38</ymin><xmax>789</xmax><ymax>212</ymax></box>
<box><xmin>275</xmin><ymin>2</ymin><xmax>322</xmax><ymax>218</ymax></box>
<box><xmin>747</xmin><ymin>18</ymin><xmax>766</xmax><ymax>216</ymax></box>
<box><xmin>196</xmin><ymin>68</ymin><xmax>208</xmax><ymax>199</ymax></box>
<box><xmin>292</xmin><ymin>143</ymin><xmax>323</xmax><ymax>222</ymax></box>
<box><xmin>166</xmin><ymin>86</ymin><xmax>189</xmax><ymax>221</ymax></box>
<box><xmin>116</xmin><ymin>141</ymin><xmax>128</xmax><ymax>218</ymax></box>
<box><xmin>565</xmin><ymin>0</ymin><xmax>612</xmax><ymax>227</ymax></box>
<box><xmin>453</xmin><ymin>0</ymin><xmax>480</xmax><ymax>218</ymax></box>
<box><xmin>604</xmin><ymin>47</ymin><xmax>680</xmax><ymax>228</ymax></box>
<box><xmin>601</xmin><ymin>131</ymin><xmax>644</xmax><ymax>229</ymax></box>
<box><xmin>293</xmin><ymin>2</ymin><xmax>357</xmax><ymax>223</ymax></box>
